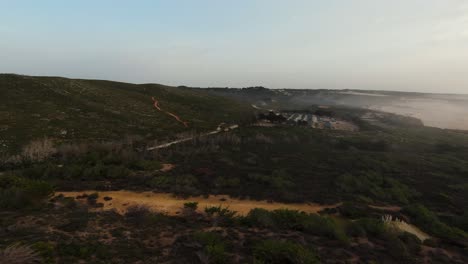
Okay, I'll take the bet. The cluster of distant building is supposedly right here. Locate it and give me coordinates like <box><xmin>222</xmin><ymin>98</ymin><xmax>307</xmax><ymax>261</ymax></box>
<box><xmin>257</xmin><ymin>111</ymin><xmax>358</xmax><ymax>131</ymax></box>
<box><xmin>286</xmin><ymin>113</ymin><xmax>334</xmax><ymax>129</ymax></box>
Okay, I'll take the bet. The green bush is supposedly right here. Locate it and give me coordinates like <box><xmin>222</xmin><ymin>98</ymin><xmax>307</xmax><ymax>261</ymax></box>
<box><xmin>183</xmin><ymin>201</ymin><xmax>199</xmax><ymax>210</ymax></box>
<box><xmin>193</xmin><ymin>232</ymin><xmax>229</xmax><ymax>264</ymax></box>
<box><xmin>354</xmin><ymin>218</ymin><xmax>387</xmax><ymax>238</ymax></box>
<box><xmin>242</xmin><ymin>208</ymin><xmax>276</xmax><ymax>228</ymax></box>
<box><xmin>56</xmin><ymin>241</ymin><xmax>109</xmax><ymax>260</ymax></box>
<box><xmin>338</xmin><ymin>202</ymin><xmax>369</xmax><ymax>218</ymax></box>
<box><xmin>86</xmin><ymin>192</ymin><xmax>99</xmax><ymax>205</ymax></box>
<box><xmin>150</xmin><ymin>175</ymin><xmax>173</xmax><ymax>189</ymax></box>
<box><xmin>205</xmin><ymin>205</ymin><xmax>237</xmax><ymax>218</ymax></box>
<box><xmin>0</xmin><ymin>174</ymin><xmax>53</xmax><ymax>210</ymax></box>
<box><xmin>398</xmin><ymin>232</ymin><xmax>422</xmax><ymax>255</ymax></box>
<box><xmin>32</xmin><ymin>242</ymin><xmax>55</xmax><ymax>264</ymax></box>
<box><xmin>243</xmin><ymin>209</ymin><xmax>348</xmax><ymax>242</ymax></box>
<box><xmin>124</xmin><ymin>205</ymin><xmax>168</xmax><ymax>225</ymax></box>
<box><xmin>205</xmin><ymin>205</ymin><xmax>237</xmax><ymax>226</ymax></box>
<box><xmin>87</xmin><ymin>192</ymin><xmax>99</xmax><ymax>201</ymax></box>
<box><xmin>381</xmin><ymin>233</ymin><xmax>411</xmax><ymax>261</ymax></box>
<box><xmin>336</xmin><ymin>172</ymin><xmax>414</xmax><ymax>204</ymax></box>
<box><xmin>403</xmin><ymin>204</ymin><xmax>467</xmax><ymax>240</ymax></box>
<box><xmin>58</xmin><ymin>208</ymin><xmax>90</xmax><ymax>231</ymax></box>
<box><xmin>130</xmin><ymin>160</ymin><xmax>161</xmax><ymax>171</ymax></box>
<box><xmin>253</xmin><ymin>239</ymin><xmax>318</xmax><ymax>264</ymax></box>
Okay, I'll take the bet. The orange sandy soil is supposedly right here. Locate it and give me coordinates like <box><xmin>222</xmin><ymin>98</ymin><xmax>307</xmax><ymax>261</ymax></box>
<box><xmin>57</xmin><ymin>190</ymin><xmax>341</xmax><ymax>216</ymax></box>
<box><xmin>159</xmin><ymin>163</ymin><xmax>175</xmax><ymax>172</ymax></box>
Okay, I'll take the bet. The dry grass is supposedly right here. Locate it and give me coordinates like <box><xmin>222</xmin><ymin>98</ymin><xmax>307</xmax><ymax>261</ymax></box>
<box><xmin>0</xmin><ymin>243</ymin><xmax>40</xmax><ymax>264</ymax></box>
<box><xmin>21</xmin><ymin>138</ymin><xmax>56</xmax><ymax>162</ymax></box>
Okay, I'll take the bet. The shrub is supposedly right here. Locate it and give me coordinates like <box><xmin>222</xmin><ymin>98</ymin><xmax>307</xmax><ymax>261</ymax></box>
<box><xmin>182</xmin><ymin>201</ymin><xmax>199</xmax><ymax>216</ymax></box>
<box><xmin>205</xmin><ymin>205</ymin><xmax>237</xmax><ymax>218</ymax></box>
<box><xmin>173</xmin><ymin>174</ymin><xmax>201</xmax><ymax>195</ymax></box>
<box><xmin>183</xmin><ymin>201</ymin><xmax>199</xmax><ymax>212</ymax></box>
<box><xmin>338</xmin><ymin>202</ymin><xmax>370</xmax><ymax>218</ymax></box>
<box><xmin>243</xmin><ymin>209</ymin><xmax>348</xmax><ymax>242</ymax></box>
<box><xmin>87</xmin><ymin>192</ymin><xmax>99</xmax><ymax>201</ymax></box>
<box><xmin>336</xmin><ymin>172</ymin><xmax>414</xmax><ymax>204</ymax></box>
<box><xmin>403</xmin><ymin>204</ymin><xmax>467</xmax><ymax>240</ymax></box>
<box><xmin>125</xmin><ymin>204</ymin><xmax>167</xmax><ymax>225</ymax></box>
<box><xmin>58</xmin><ymin>208</ymin><xmax>90</xmax><ymax>231</ymax></box>
<box><xmin>32</xmin><ymin>242</ymin><xmax>55</xmax><ymax>264</ymax></box>
<box><xmin>0</xmin><ymin>174</ymin><xmax>54</xmax><ymax>210</ymax></box>
<box><xmin>354</xmin><ymin>218</ymin><xmax>387</xmax><ymax>238</ymax></box>
<box><xmin>56</xmin><ymin>240</ymin><xmax>109</xmax><ymax>260</ymax></box>
<box><xmin>381</xmin><ymin>233</ymin><xmax>411</xmax><ymax>261</ymax></box>
<box><xmin>130</xmin><ymin>159</ymin><xmax>161</xmax><ymax>171</ymax></box>
<box><xmin>253</xmin><ymin>239</ymin><xmax>318</xmax><ymax>264</ymax></box>
<box><xmin>184</xmin><ymin>201</ymin><xmax>199</xmax><ymax>210</ymax></box>
<box><xmin>150</xmin><ymin>175</ymin><xmax>173</xmax><ymax>189</ymax></box>
<box><xmin>205</xmin><ymin>205</ymin><xmax>237</xmax><ymax>226</ymax></box>
<box><xmin>243</xmin><ymin>208</ymin><xmax>276</xmax><ymax>228</ymax></box>
<box><xmin>398</xmin><ymin>232</ymin><xmax>422</xmax><ymax>255</ymax></box>
<box><xmin>193</xmin><ymin>232</ymin><xmax>229</xmax><ymax>264</ymax></box>
<box><xmin>125</xmin><ymin>204</ymin><xmax>151</xmax><ymax>218</ymax></box>
<box><xmin>105</xmin><ymin>165</ymin><xmax>129</xmax><ymax>179</ymax></box>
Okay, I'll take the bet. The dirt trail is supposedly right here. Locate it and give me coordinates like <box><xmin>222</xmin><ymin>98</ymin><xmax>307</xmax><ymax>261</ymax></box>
<box><xmin>152</xmin><ymin>97</ymin><xmax>188</xmax><ymax>127</ymax></box>
<box><xmin>393</xmin><ymin>221</ymin><xmax>431</xmax><ymax>241</ymax></box>
<box><xmin>146</xmin><ymin>124</ymin><xmax>238</xmax><ymax>151</ymax></box>
<box><xmin>57</xmin><ymin>191</ymin><xmax>341</xmax><ymax>216</ymax></box>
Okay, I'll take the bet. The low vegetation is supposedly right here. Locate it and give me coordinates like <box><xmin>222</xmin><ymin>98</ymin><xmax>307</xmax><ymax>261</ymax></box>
<box><xmin>0</xmin><ymin>74</ymin><xmax>253</xmax><ymax>154</ymax></box>
<box><xmin>1</xmin><ymin>76</ymin><xmax>467</xmax><ymax>262</ymax></box>
<box><xmin>253</xmin><ymin>239</ymin><xmax>318</xmax><ymax>264</ymax></box>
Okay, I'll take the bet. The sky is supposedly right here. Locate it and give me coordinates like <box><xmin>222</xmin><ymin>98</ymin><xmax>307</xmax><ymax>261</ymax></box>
<box><xmin>1</xmin><ymin>0</ymin><xmax>468</xmax><ymax>93</ymax></box>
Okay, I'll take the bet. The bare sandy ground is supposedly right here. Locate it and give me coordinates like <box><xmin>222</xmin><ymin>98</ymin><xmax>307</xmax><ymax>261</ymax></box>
<box><xmin>58</xmin><ymin>191</ymin><xmax>431</xmax><ymax>241</ymax></box>
<box><xmin>393</xmin><ymin>221</ymin><xmax>431</xmax><ymax>241</ymax></box>
<box><xmin>159</xmin><ymin>163</ymin><xmax>175</xmax><ymax>172</ymax></box>
<box><xmin>57</xmin><ymin>191</ymin><xmax>341</xmax><ymax>216</ymax></box>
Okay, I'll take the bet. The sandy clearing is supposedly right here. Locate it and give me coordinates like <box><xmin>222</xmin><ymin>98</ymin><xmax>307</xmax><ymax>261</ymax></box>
<box><xmin>393</xmin><ymin>221</ymin><xmax>431</xmax><ymax>241</ymax></box>
<box><xmin>159</xmin><ymin>163</ymin><xmax>175</xmax><ymax>172</ymax></box>
<box><xmin>57</xmin><ymin>191</ymin><xmax>341</xmax><ymax>216</ymax></box>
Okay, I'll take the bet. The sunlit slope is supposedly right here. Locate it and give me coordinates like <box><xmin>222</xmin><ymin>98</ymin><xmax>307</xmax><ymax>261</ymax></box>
<box><xmin>0</xmin><ymin>74</ymin><xmax>252</xmax><ymax>152</ymax></box>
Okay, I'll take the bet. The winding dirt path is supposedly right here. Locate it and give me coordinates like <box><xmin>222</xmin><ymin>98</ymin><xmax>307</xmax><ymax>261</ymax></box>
<box><xmin>146</xmin><ymin>124</ymin><xmax>238</xmax><ymax>151</ymax></box>
<box><xmin>152</xmin><ymin>97</ymin><xmax>188</xmax><ymax>127</ymax></box>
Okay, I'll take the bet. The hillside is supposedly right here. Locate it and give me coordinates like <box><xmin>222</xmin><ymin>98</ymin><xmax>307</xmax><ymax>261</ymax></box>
<box><xmin>0</xmin><ymin>74</ymin><xmax>253</xmax><ymax>153</ymax></box>
<box><xmin>1</xmin><ymin>75</ymin><xmax>468</xmax><ymax>263</ymax></box>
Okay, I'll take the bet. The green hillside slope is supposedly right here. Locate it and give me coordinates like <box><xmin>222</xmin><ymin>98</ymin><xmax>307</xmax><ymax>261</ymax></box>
<box><xmin>0</xmin><ymin>74</ymin><xmax>252</xmax><ymax>153</ymax></box>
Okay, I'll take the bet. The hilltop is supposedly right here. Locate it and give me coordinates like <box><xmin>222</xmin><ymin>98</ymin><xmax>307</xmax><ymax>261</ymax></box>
<box><xmin>0</xmin><ymin>74</ymin><xmax>253</xmax><ymax>153</ymax></box>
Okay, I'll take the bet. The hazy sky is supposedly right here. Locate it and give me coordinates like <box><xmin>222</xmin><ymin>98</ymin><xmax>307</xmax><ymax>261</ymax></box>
<box><xmin>1</xmin><ymin>0</ymin><xmax>468</xmax><ymax>93</ymax></box>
